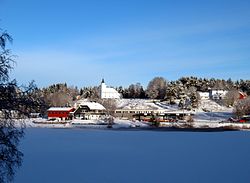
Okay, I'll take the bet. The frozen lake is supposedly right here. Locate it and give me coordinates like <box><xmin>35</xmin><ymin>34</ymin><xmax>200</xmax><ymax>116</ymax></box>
<box><xmin>14</xmin><ymin>128</ymin><xmax>250</xmax><ymax>183</ymax></box>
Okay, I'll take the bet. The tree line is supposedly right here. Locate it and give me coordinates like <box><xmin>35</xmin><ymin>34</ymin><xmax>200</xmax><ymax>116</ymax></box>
<box><xmin>38</xmin><ymin>77</ymin><xmax>250</xmax><ymax>101</ymax></box>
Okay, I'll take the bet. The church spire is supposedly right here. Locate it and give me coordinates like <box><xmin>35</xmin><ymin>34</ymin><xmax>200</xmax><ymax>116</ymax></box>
<box><xmin>101</xmin><ymin>78</ymin><xmax>105</xmax><ymax>83</ymax></box>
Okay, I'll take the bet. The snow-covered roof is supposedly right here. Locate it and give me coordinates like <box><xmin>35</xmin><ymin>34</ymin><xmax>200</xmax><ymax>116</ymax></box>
<box><xmin>47</xmin><ymin>107</ymin><xmax>74</xmax><ymax>111</ymax></box>
<box><xmin>164</xmin><ymin>110</ymin><xmax>195</xmax><ymax>114</ymax></box>
<box><xmin>79</xmin><ymin>102</ymin><xmax>106</xmax><ymax>110</ymax></box>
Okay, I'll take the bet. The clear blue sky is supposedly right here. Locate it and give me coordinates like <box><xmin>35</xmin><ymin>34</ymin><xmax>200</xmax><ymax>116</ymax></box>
<box><xmin>0</xmin><ymin>0</ymin><xmax>249</xmax><ymax>87</ymax></box>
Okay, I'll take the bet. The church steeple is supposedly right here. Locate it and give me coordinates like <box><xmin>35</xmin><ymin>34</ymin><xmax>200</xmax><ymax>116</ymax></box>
<box><xmin>101</xmin><ymin>78</ymin><xmax>105</xmax><ymax>83</ymax></box>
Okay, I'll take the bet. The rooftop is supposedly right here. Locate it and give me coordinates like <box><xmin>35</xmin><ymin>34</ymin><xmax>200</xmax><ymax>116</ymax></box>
<box><xmin>79</xmin><ymin>101</ymin><xmax>106</xmax><ymax>110</ymax></box>
<box><xmin>47</xmin><ymin>107</ymin><xmax>74</xmax><ymax>111</ymax></box>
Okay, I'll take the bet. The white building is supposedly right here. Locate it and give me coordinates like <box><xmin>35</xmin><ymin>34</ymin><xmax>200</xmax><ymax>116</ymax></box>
<box><xmin>210</xmin><ymin>90</ymin><xmax>228</xmax><ymax>100</ymax></box>
<box><xmin>198</xmin><ymin>92</ymin><xmax>210</xmax><ymax>100</ymax></box>
<box><xmin>100</xmin><ymin>79</ymin><xmax>120</xmax><ymax>99</ymax></box>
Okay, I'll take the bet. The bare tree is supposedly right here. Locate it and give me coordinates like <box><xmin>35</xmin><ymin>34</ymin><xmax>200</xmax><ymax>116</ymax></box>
<box><xmin>0</xmin><ymin>30</ymin><xmax>23</xmax><ymax>183</ymax></box>
<box><xmin>97</xmin><ymin>99</ymin><xmax>117</xmax><ymax>116</ymax></box>
<box><xmin>223</xmin><ymin>90</ymin><xmax>239</xmax><ymax>107</ymax></box>
<box><xmin>0</xmin><ymin>28</ymin><xmax>44</xmax><ymax>182</ymax></box>
<box><xmin>146</xmin><ymin>77</ymin><xmax>167</xmax><ymax>99</ymax></box>
<box><xmin>233</xmin><ymin>97</ymin><xmax>250</xmax><ymax>117</ymax></box>
<box><xmin>41</xmin><ymin>83</ymin><xmax>80</xmax><ymax>107</ymax></box>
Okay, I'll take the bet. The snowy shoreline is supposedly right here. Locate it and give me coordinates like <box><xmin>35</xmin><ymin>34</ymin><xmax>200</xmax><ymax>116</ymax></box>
<box><xmin>14</xmin><ymin>118</ymin><xmax>250</xmax><ymax>131</ymax></box>
<box><xmin>11</xmin><ymin>98</ymin><xmax>250</xmax><ymax>131</ymax></box>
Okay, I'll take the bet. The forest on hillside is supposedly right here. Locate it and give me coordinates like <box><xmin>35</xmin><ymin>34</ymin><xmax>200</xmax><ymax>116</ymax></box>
<box><xmin>32</xmin><ymin>77</ymin><xmax>250</xmax><ymax>116</ymax></box>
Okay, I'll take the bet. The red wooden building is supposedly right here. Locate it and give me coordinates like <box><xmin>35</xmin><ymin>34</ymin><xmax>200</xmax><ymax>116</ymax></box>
<box><xmin>47</xmin><ymin>107</ymin><xmax>75</xmax><ymax>120</ymax></box>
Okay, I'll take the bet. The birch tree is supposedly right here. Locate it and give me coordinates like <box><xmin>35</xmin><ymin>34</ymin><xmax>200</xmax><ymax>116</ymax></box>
<box><xmin>0</xmin><ymin>28</ymin><xmax>44</xmax><ymax>182</ymax></box>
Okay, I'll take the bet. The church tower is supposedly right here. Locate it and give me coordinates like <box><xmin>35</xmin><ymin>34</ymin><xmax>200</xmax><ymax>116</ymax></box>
<box><xmin>100</xmin><ymin>78</ymin><xmax>106</xmax><ymax>98</ymax></box>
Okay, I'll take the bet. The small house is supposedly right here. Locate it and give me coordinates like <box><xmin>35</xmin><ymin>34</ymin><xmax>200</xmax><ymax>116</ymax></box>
<box><xmin>198</xmin><ymin>92</ymin><xmax>210</xmax><ymax>100</ymax></box>
<box><xmin>74</xmin><ymin>101</ymin><xmax>106</xmax><ymax>120</ymax></box>
<box><xmin>210</xmin><ymin>90</ymin><xmax>228</xmax><ymax>100</ymax></box>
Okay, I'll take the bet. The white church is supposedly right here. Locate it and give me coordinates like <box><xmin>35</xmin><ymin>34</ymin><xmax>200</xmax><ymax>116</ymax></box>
<box><xmin>100</xmin><ymin>79</ymin><xmax>121</xmax><ymax>99</ymax></box>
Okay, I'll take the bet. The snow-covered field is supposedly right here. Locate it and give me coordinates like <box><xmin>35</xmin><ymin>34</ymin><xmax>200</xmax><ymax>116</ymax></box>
<box><xmin>117</xmin><ymin>98</ymin><xmax>233</xmax><ymax>112</ymax></box>
<box><xmin>196</xmin><ymin>99</ymin><xmax>233</xmax><ymax>113</ymax></box>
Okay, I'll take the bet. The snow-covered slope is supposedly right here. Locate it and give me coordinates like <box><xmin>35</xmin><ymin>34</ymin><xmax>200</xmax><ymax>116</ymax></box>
<box><xmin>193</xmin><ymin>99</ymin><xmax>233</xmax><ymax>122</ymax></box>
<box><xmin>196</xmin><ymin>99</ymin><xmax>233</xmax><ymax>113</ymax></box>
<box><xmin>116</xmin><ymin>99</ymin><xmax>161</xmax><ymax>110</ymax></box>
<box><xmin>116</xmin><ymin>99</ymin><xmax>233</xmax><ymax>113</ymax></box>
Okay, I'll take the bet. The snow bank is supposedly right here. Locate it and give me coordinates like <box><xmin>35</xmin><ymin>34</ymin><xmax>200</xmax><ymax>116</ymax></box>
<box><xmin>14</xmin><ymin>118</ymin><xmax>149</xmax><ymax>129</ymax></box>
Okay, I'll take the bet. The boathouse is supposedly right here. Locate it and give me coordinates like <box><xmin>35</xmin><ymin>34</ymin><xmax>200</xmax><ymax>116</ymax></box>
<box><xmin>47</xmin><ymin>107</ymin><xmax>75</xmax><ymax>120</ymax></box>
